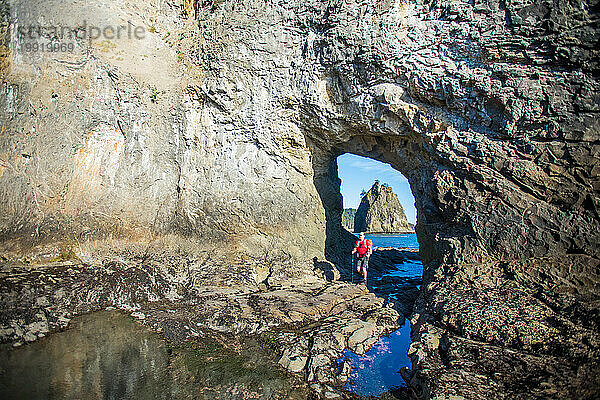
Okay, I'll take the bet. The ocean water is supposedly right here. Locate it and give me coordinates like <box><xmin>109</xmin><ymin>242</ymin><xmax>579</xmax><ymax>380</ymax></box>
<box><xmin>363</xmin><ymin>232</ymin><xmax>422</xmax><ymax>281</ymax></box>
<box><xmin>345</xmin><ymin>233</ymin><xmax>422</xmax><ymax>397</ymax></box>
<box><xmin>364</xmin><ymin>233</ymin><xmax>419</xmax><ymax>250</ymax></box>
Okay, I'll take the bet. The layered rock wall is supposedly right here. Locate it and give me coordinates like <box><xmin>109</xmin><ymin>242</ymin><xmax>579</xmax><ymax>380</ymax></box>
<box><xmin>0</xmin><ymin>0</ymin><xmax>326</xmax><ymax>261</ymax></box>
<box><xmin>1</xmin><ymin>0</ymin><xmax>599</xmax><ymax>398</ymax></box>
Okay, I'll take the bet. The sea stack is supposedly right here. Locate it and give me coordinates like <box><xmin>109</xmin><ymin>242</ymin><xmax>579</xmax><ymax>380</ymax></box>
<box><xmin>353</xmin><ymin>181</ymin><xmax>411</xmax><ymax>233</ymax></box>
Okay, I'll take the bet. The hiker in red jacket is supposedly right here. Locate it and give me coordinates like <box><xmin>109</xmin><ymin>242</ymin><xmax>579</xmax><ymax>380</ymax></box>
<box><xmin>352</xmin><ymin>232</ymin><xmax>372</xmax><ymax>284</ymax></box>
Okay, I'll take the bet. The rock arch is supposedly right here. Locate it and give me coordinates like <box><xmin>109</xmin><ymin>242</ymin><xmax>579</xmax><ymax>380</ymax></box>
<box><xmin>300</xmin><ymin>51</ymin><xmax>600</xmax><ymax>394</ymax></box>
<box><xmin>0</xmin><ymin>0</ymin><xmax>598</xmax><ymax>397</ymax></box>
<box><xmin>304</xmin><ymin>75</ymin><xmax>600</xmax><ymax>396</ymax></box>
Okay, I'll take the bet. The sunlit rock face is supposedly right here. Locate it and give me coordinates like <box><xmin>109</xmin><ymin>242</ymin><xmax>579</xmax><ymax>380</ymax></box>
<box><xmin>0</xmin><ymin>0</ymin><xmax>599</xmax><ymax>398</ymax></box>
<box><xmin>0</xmin><ymin>0</ymin><xmax>327</xmax><ymax>260</ymax></box>
<box><xmin>353</xmin><ymin>181</ymin><xmax>411</xmax><ymax>233</ymax></box>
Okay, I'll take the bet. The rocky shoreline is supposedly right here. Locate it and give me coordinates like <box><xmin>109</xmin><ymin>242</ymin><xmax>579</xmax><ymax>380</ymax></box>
<box><xmin>0</xmin><ymin>247</ymin><xmax>420</xmax><ymax>399</ymax></box>
<box><xmin>0</xmin><ymin>0</ymin><xmax>598</xmax><ymax>398</ymax></box>
<box><xmin>2</xmin><ymin>246</ymin><xmax>599</xmax><ymax>399</ymax></box>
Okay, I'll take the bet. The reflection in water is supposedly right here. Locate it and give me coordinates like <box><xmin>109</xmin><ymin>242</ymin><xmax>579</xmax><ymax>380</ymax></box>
<box><xmin>344</xmin><ymin>233</ymin><xmax>422</xmax><ymax>397</ymax></box>
<box><xmin>0</xmin><ymin>311</ymin><xmax>172</xmax><ymax>400</ymax></box>
<box><xmin>342</xmin><ymin>322</ymin><xmax>412</xmax><ymax>397</ymax></box>
<box><xmin>388</xmin><ymin>259</ymin><xmax>424</xmax><ymax>280</ymax></box>
<box><xmin>0</xmin><ymin>311</ymin><xmax>307</xmax><ymax>400</ymax></box>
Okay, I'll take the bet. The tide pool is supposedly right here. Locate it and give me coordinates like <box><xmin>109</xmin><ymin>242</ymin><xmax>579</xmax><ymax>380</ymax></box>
<box><xmin>342</xmin><ymin>321</ymin><xmax>412</xmax><ymax>396</ymax></box>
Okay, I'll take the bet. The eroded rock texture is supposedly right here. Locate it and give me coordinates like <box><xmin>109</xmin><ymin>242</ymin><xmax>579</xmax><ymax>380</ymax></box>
<box><xmin>354</xmin><ymin>180</ymin><xmax>411</xmax><ymax>233</ymax></box>
<box><xmin>0</xmin><ymin>0</ymin><xmax>599</xmax><ymax>399</ymax></box>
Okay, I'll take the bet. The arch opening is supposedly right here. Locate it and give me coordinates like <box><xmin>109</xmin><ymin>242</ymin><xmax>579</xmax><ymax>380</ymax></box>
<box><xmin>309</xmin><ymin>136</ymin><xmax>432</xmax><ymax>271</ymax></box>
<box><xmin>337</xmin><ymin>153</ymin><xmax>416</xmax><ymax>232</ymax></box>
<box><xmin>335</xmin><ymin>152</ymin><xmax>423</xmax><ymax>307</ymax></box>
<box><xmin>312</xmin><ymin>150</ymin><xmax>424</xmax><ymax>396</ymax></box>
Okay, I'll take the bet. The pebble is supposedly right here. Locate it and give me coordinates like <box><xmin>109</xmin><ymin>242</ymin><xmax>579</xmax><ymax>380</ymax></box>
<box><xmin>131</xmin><ymin>312</ymin><xmax>146</xmax><ymax>319</ymax></box>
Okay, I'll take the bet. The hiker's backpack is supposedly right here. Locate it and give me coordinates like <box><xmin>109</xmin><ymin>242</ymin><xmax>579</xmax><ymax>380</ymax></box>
<box><xmin>356</xmin><ymin>239</ymin><xmax>371</xmax><ymax>257</ymax></box>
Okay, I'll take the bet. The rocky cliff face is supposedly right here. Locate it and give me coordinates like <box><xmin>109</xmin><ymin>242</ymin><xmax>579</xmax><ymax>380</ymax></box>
<box><xmin>354</xmin><ymin>181</ymin><xmax>411</xmax><ymax>233</ymax></box>
<box><xmin>1</xmin><ymin>0</ymin><xmax>599</xmax><ymax>398</ymax></box>
<box><xmin>0</xmin><ymin>0</ymin><xmax>327</xmax><ymax>263</ymax></box>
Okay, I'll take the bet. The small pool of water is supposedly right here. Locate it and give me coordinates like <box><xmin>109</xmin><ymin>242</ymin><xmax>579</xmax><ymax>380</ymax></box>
<box><xmin>0</xmin><ymin>311</ymin><xmax>172</xmax><ymax>400</ymax></box>
<box><xmin>387</xmin><ymin>259</ymin><xmax>424</xmax><ymax>280</ymax></box>
<box><xmin>342</xmin><ymin>321</ymin><xmax>412</xmax><ymax>396</ymax></box>
<box><xmin>0</xmin><ymin>311</ymin><xmax>307</xmax><ymax>400</ymax></box>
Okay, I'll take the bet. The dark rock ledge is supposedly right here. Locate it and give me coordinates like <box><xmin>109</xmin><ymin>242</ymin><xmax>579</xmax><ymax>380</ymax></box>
<box><xmin>404</xmin><ymin>255</ymin><xmax>600</xmax><ymax>400</ymax></box>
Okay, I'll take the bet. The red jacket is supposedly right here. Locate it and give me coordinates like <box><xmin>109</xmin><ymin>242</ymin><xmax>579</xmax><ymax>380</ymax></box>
<box><xmin>354</xmin><ymin>239</ymin><xmax>372</xmax><ymax>257</ymax></box>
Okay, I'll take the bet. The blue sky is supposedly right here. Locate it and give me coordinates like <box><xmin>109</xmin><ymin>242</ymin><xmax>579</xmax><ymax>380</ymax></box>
<box><xmin>337</xmin><ymin>153</ymin><xmax>416</xmax><ymax>224</ymax></box>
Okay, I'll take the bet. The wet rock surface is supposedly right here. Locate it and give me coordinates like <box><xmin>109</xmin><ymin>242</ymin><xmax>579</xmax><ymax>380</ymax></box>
<box><xmin>366</xmin><ymin>249</ymin><xmax>422</xmax><ymax>318</ymax></box>
<box><xmin>0</xmin><ymin>0</ymin><xmax>598</xmax><ymax>399</ymax></box>
<box><xmin>0</xmin><ymin>248</ymin><xmax>408</xmax><ymax>399</ymax></box>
